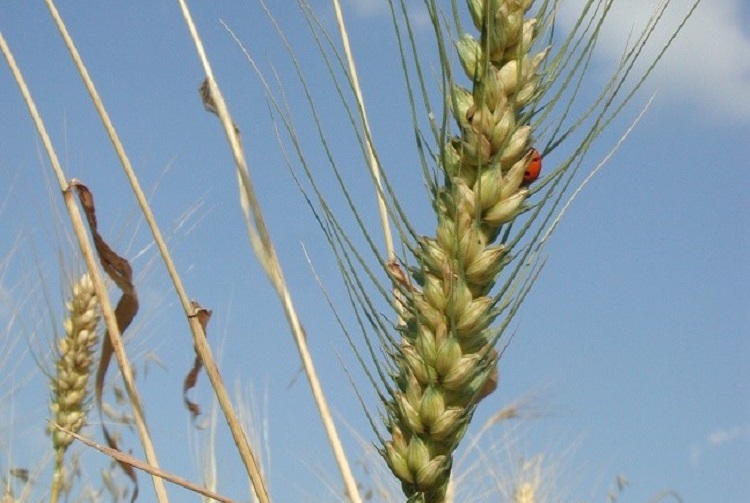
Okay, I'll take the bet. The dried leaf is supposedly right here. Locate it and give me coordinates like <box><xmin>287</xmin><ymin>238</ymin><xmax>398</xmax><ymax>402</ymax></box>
<box><xmin>199</xmin><ymin>77</ymin><xmax>218</xmax><ymax>115</ymax></box>
<box><xmin>71</xmin><ymin>180</ymin><xmax>139</xmax><ymax>502</ymax></box>
<box><xmin>182</xmin><ymin>301</ymin><xmax>212</xmax><ymax>420</ymax></box>
<box><xmin>9</xmin><ymin>468</ymin><xmax>29</xmax><ymax>483</ymax></box>
<box><xmin>199</xmin><ymin>77</ymin><xmax>240</xmax><ymax>135</ymax></box>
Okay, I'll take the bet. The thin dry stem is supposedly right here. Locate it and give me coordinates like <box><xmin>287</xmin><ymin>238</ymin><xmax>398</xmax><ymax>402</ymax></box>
<box><xmin>173</xmin><ymin>9</ymin><xmax>275</xmax><ymax>503</ymax></box>
<box><xmin>178</xmin><ymin>2</ymin><xmax>362</xmax><ymax>502</ymax></box>
<box><xmin>0</xmin><ymin>27</ymin><xmax>167</xmax><ymax>503</ymax></box>
<box><xmin>331</xmin><ymin>0</ymin><xmax>395</xmax><ymax>261</ymax></box>
<box><xmin>50</xmin><ymin>425</ymin><xmax>240</xmax><ymax>503</ymax></box>
<box><xmin>330</xmin><ymin>0</ymin><xmax>408</xmax><ymax>326</ymax></box>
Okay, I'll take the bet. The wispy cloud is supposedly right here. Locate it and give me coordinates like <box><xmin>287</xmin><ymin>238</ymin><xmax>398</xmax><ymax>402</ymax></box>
<box><xmin>556</xmin><ymin>0</ymin><xmax>750</xmax><ymax>123</ymax></box>
<box><xmin>344</xmin><ymin>0</ymin><xmax>750</xmax><ymax>120</ymax></box>
<box><xmin>708</xmin><ymin>426</ymin><xmax>746</xmax><ymax>446</ymax></box>
<box><xmin>690</xmin><ymin>424</ymin><xmax>750</xmax><ymax>465</ymax></box>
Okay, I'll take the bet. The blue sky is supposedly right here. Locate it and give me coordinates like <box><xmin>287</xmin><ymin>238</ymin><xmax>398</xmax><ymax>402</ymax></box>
<box><xmin>1</xmin><ymin>1</ymin><xmax>748</xmax><ymax>502</ymax></box>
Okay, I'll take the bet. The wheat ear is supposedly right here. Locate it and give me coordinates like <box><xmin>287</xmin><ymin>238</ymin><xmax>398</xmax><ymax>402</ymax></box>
<box><xmin>382</xmin><ymin>1</ymin><xmax>546</xmax><ymax>501</ymax></box>
<box><xmin>48</xmin><ymin>273</ymin><xmax>100</xmax><ymax>503</ymax></box>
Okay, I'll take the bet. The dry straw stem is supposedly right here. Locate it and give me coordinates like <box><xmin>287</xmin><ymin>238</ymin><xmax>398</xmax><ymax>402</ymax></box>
<box><xmin>0</xmin><ymin>28</ymin><xmax>167</xmax><ymax>503</ymax></box>
<box><xmin>329</xmin><ymin>0</ymin><xmax>413</xmax><ymax>329</ymax></box>
<box><xmin>178</xmin><ymin>1</ymin><xmax>361</xmax><ymax>502</ymax></box>
<box><xmin>38</xmin><ymin>1</ymin><xmax>271</xmax><ymax>502</ymax></box>
<box><xmin>50</xmin><ymin>425</ymin><xmax>240</xmax><ymax>503</ymax></box>
<box><xmin>331</xmin><ymin>0</ymin><xmax>396</xmax><ymax>263</ymax></box>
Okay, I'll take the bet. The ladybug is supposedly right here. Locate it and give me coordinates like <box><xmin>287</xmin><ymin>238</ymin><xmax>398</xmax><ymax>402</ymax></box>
<box><xmin>523</xmin><ymin>148</ymin><xmax>542</xmax><ymax>185</ymax></box>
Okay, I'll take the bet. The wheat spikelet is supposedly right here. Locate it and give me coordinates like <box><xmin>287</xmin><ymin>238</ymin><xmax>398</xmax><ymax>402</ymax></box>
<box><xmin>48</xmin><ymin>273</ymin><xmax>100</xmax><ymax>502</ymax></box>
<box><xmin>514</xmin><ymin>481</ymin><xmax>536</xmax><ymax>503</ymax></box>
<box><xmin>382</xmin><ymin>1</ymin><xmax>547</xmax><ymax>500</ymax></box>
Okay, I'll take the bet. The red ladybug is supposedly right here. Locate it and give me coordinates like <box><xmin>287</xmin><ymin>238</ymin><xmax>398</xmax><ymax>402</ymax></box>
<box><xmin>523</xmin><ymin>148</ymin><xmax>542</xmax><ymax>184</ymax></box>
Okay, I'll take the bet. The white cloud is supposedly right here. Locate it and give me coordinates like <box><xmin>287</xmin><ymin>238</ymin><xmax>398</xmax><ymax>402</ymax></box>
<box><xmin>708</xmin><ymin>426</ymin><xmax>746</xmax><ymax>446</ymax></box>
<box><xmin>555</xmin><ymin>0</ymin><xmax>750</xmax><ymax>123</ymax></box>
<box><xmin>690</xmin><ymin>424</ymin><xmax>750</xmax><ymax>465</ymax></box>
<box><xmin>343</xmin><ymin>0</ymin><xmax>750</xmax><ymax>121</ymax></box>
